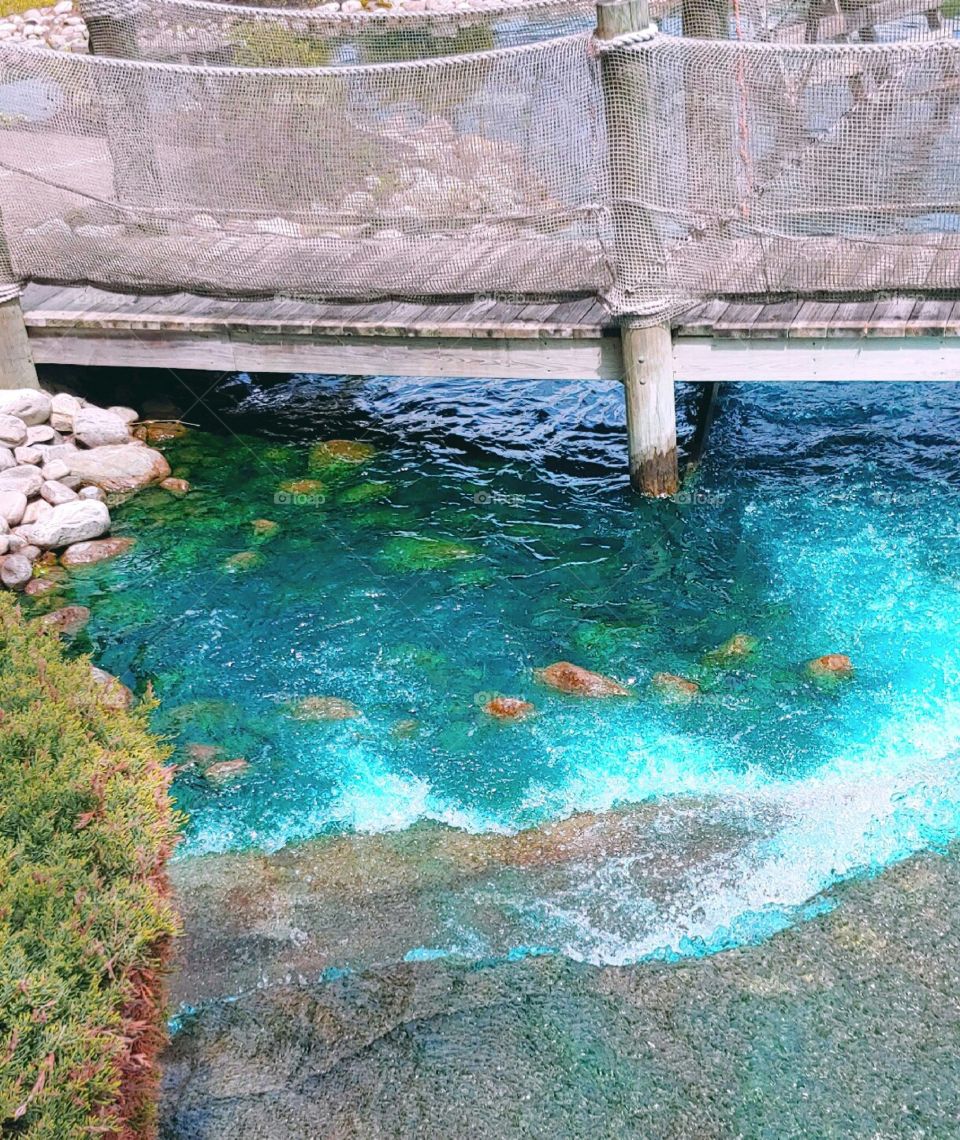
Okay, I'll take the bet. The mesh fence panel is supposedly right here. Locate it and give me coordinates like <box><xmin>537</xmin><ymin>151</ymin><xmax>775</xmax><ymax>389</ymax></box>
<box><xmin>0</xmin><ymin>36</ymin><xmax>610</xmax><ymax>301</ymax></box>
<box><xmin>602</xmin><ymin>34</ymin><xmax>960</xmax><ymax>314</ymax></box>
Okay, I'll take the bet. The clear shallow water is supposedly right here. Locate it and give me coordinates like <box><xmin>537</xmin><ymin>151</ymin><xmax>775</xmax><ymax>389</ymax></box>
<box><xmin>43</xmin><ymin>375</ymin><xmax>960</xmax><ymax>965</ymax></box>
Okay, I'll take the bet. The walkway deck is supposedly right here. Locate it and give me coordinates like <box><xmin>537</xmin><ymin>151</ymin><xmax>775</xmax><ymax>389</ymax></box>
<box><xmin>21</xmin><ymin>286</ymin><xmax>960</xmax><ymax>383</ymax></box>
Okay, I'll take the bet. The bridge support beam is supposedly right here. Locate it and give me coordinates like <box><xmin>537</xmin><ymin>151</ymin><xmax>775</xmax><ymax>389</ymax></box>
<box><xmin>0</xmin><ymin>294</ymin><xmax>38</xmax><ymax>390</ymax></box>
<box><xmin>622</xmin><ymin>321</ymin><xmax>678</xmax><ymax>497</ymax></box>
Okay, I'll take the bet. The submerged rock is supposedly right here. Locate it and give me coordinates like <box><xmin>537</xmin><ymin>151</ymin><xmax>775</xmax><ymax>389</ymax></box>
<box><xmin>338</xmin><ymin>481</ymin><xmax>392</xmax><ymax>505</ymax></box>
<box><xmin>651</xmin><ymin>672</ymin><xmax>700</xmax><ymax>702</ymax></box>
<box><xmin>807</xmin><ymin>653</ymin><xmax>854</xmax><ymax>679</ymax></box>
<box><xmin>278</xmin><ymin>478</ymin><xmax>326</xmax><ymax>499</ymax></box>
<box><xmin>289</xmin><ymin>695</ymin><xmax>361</xmax><ymax>721</ymax></box>
<box><xmin>185</xmin><ymin>743</ymin><xmax>223</xmax><ymax>765</ymax></box>
<box><xmin>309</xmin><ymin>439</ymin><xmax>376</xmax><ymax>469</ymax></box>
<box><xmin>535</xmin><ymin>661</ymin><xmax>632</xmax><ymax>698</ymax></box>
<box><xmin>60</xmin><ymin>536</ymin><xmax>136</xmax><ymax>567</ymax></box>
<box><xmin>221</xmin><ymin>550</ymin><xmax>263</xmax><ymax>574</ymax></box>
<box><xmin>160</xmin><ymin>476</ymin><xmax>191</xmax><ymax>496</ymax></box>
<box><xmin>205</xmin><ymin>758</ymin><xmax>251</xmax><ymax>782</ymax></box>
<box><xmin>251</xmin><ymin>518</ymin><xmax>279</xmax><ymax>539</ymax></box>
<box><xmin>383</xmin><ymin>536</ymin><xmax>480</xmax><ymax>571</ymax></box>
<box><xmin>704</xmin><ymin>633</ymin><xmax>758</xmax><ymax>664</ymax></box>
<box><xmin>136</xmin><ymin>421</ymin><xmax>190</xmax><ymax>444</ymax></box>
<box><xmin>483</xmin><ymin>696</ymin><xmax>535</xmax><ymax>720</ymax></box>
<box><xmin>37</xmin><ymin>604</ymin><xmax>90</xmax><ymax>635</ymax></box>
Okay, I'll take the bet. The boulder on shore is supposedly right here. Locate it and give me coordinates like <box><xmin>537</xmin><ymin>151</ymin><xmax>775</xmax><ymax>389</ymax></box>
<box><xmin>43</xmin><ymin>442</ymin><xmax>170</xmax><ymax>492</ymax></box>
<box><xmin>73</xmin><ymin>406</ymin><xmax>131</xmax><ymax>448</ymax></box>
<box><xmin>0</xmin><ymin>388</ymin><xmax>51</xmax><ymax>427</ymax></box>
<box><xmin>17</xmin><ymin>499</ymin><xmax>110</xmax><ymax>550</ymax></box>
<box><xmin>535</xmin><ymin>661</ymin><xmax>632</xmax><ymax>698</ymax></box>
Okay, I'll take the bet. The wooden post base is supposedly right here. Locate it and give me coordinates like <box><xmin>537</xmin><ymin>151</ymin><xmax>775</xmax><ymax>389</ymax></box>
<box><xmin>0</xmin><ymin>296</ymin><xmax>38</xmax><ymax>390</ymax></box>
<box><xmin>622</xmin><ymin>321</ymin><xmax>678</xmax><ymax>497</ymax></box>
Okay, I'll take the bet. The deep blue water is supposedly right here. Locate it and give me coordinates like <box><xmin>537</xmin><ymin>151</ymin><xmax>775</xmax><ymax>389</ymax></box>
<box><xmin>44</xmin><ymin>375</ymin><xmax>960</xmax><ymax>963</ymax></box>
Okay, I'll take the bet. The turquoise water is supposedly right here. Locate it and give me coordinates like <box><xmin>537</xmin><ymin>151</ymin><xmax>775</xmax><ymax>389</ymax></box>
<box><xmin>43</xmin><ymin>375</ymin><xmax>960</xmax><ymax>964</ymax></box>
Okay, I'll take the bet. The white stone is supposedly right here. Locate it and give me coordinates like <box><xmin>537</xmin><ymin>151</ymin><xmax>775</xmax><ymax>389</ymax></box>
<box><xmin>73</xmin><ymin>406</ymin><xmax>131</xmax><ymax>448</ymax></box>
<box><xmin>0</xmin><ymin>465</ymin><xmax>42</xmax><ymax>498</ymax></box>
<box><xmin>0</xmin><ymin>448</ymin><xmax>15</xmax><ymax>473</ymax></box>
<box><xmin>41</xmin><ymin>480</ymin><xmax>78</xmax><ymax>506</ymax></box>
<box><xmin>16</xmin><ymin>499</ymin><xmax>110</xmax><ymax>550</ymax></box>
<box><xmin>41</xmin><ymin>458</ymin><xmax>70</xmax><ymax>481</ymax></box>
<box><xmin>107</xmin><ymin>406</ymin><xmax>139</xmax><ymax>425</ymax></box>
<box><xmin>0</xmin><ymin>415</ymin><xmax>27</xmax><ymax>447</ymax></box>
<box><xmin>20</xmin><ymin>499</ymin><xmax>52</xmax><ymax>526</ymax></box>
<box><xmin>0</xmin><ymin>536</ymin><xmax>9</xmax><ymax>556</ymax></box>
<box><xmin>54</xmin><ymin>1</ymin><xmax>72</xmax><ymax>13</ymax></box>
<box><xmin>14</xmin><ymin>446</ymin><xmax>41</xmax><ymax>466</ymax></box>
<box><xmin>43</xmin><ymin>442</ymin><xmax>170</xmax><ymax>492</ymax></box>
<box><xmin>0</xmin><ymin>554</ymin><xmax>32</xmax><ymax>589</ymax></box>
<box><xmin>0</xmin><ymin>492</ymin><xmax>26</xmax><ymax>526</ymax></box>
<box><xmin>0</xmin><ymin>389</ymin><xmax>51</xmax><ymax>427</ymax></box>
<box><xmin>26</xmin><ymin>424</ymin><xmax>56</xmax><ymax>445</ymax></box>
<box><xmin>78</xmin><ymin>485</ymin><xmax>106</xmax><ymax>502</ymax></box>
<box><xmin>49</xmin><ymin>392</ymin><xmax>82</xmax><ymax>432</ymax></box>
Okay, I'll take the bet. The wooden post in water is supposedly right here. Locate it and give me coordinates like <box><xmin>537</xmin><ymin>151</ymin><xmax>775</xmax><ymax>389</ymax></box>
<box><xmin>596</xmin><ymin>0</ymin><xmax>677</xmax><ymax>496</ymax></box>
<box><xmin>622</xmin><ymin>320</ymin><xmax>678</xmax><ymax>497</ymax></box>
<box><xmin>0</xmin><ymin>225</ymin><xmax>38</xmax><ymax>391</ymax></box>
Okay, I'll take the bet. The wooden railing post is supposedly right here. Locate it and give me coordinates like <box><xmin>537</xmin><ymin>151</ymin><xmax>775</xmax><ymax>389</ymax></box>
<box><xmin>596</xmin><ymin>0</ymin><xmax>677</xmax><ymax>496</ymax></box>
<box><xmin>0</xmin><ymin>226</ymin><xmax>38</xmax><ymax>391</ymax></box>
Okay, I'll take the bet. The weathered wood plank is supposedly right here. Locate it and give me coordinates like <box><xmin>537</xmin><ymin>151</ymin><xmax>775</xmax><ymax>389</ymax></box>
<box><xmin>788</xmin><ymin>300</ymin><xmax>839</xmax><ymax>338</ymax></box>
<box><xmin>904</xmin><ymin>298</ymin><xmax>957</xmax><ymax>337</ymax></box>
<box><xmin>862</xmin><ymin>297</ymin><xmax>918</xmax><ymax>337</ymax></box>
<box><xmin>29</xmin><ymin>329</ymin><xmax>624</xmax><ymax>382</ymax></box>
<box><xmin>748</xmin><ymin>298</ymin><xmax>805</xmax><ymax>337</ymax></box>
<box><xmin>825</xmin><ymin>299</ymin><xmax>879</xmax><ymax>337</ymax></box>
<box><xmin>710</xmin><ymin>302</ymin><xmax>768</xmax><ymax>337</ymax></box>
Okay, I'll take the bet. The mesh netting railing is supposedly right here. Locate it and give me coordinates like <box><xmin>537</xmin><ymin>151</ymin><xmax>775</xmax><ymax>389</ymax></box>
<box><xmin>2</xmin><ymin>12</ymin><xmax>960</xmax><ymax>318</ymax></box>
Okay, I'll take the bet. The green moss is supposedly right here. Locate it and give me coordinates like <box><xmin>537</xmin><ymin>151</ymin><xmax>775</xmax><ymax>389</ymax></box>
<box><xmin>0</xmin><ymin>595</ymin><xmax>179</xmax><ymax>1137</ymax></box>
<box><xmin>338</xmin><ymin>481</ymin><xmax>392</xmax><ymax>506</ymax></box>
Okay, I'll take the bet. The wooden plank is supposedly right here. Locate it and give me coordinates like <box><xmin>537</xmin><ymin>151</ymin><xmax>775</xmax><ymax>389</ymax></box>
<box><xmin>748</xmin><ymin>299</ymin><xmax>805</xmax><ymax>337</ymax></box>
<box><xmin>904</xmin><ymin>298</ymin><xmax>956</xmax><ymax>337</ymax></box>
<box><xmin>673</xmin><ymin>335</ymin><xmax>960</xmax><ymax>382</ymax></box>
<box><xmin>673</xmin><ymin>299</ymin><xmax>731</xmax><ymax>337</ymax></box>
<box><xmin>824</xmin><ymin>299</ymin><xmax>879</xmax><ymax>337</ymax></box>
<box><xmin>788</xmin><ymin>300</ymin><xmax>839</xmax><ymax>338</ymax></box>
<box><xmin>28</xmin><ymin>328</ymin><xmax>624</xmax><ymax>382</ymax></box>
<box><xmin>710</xmin><ymin>302</ymin><xmax>767</xmax><ymax>338</ymax></box>
<box><xmin>863</xmin><ymin>296</ymin><xmax>918</xmax><ymax>337</ymax></box>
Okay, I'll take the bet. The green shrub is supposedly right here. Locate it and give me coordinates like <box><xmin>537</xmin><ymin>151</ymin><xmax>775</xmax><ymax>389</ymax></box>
<box><xmin>0</xmin><ymin>595</ymin><xmax>179</xmax><ymax>1138</ymax></box>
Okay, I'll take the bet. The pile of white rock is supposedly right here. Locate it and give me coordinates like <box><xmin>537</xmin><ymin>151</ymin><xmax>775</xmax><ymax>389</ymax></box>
<box><xmin>0</xmin><ymin>0</ymin><xmax>88</xmax><ymax>51</ymax></box>
<box><xmin>0</xmin><ymin>388</ymin><xmax>171</xmax><ymax>591</ymax></box>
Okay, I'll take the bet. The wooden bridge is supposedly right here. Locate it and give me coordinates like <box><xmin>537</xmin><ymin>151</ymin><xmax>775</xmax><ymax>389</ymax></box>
<box><xmin>7</xmin><ymin>284</ymin><xmax>960</xmax><ymax>495</ymax></box>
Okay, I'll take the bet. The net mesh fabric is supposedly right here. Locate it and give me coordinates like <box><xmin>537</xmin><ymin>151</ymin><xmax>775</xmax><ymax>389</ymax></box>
<box><xmin>3</xmin><ymin>5</ymin><xmax>960</xmax><ymax>317</ymax></box>
<box><xmin>602</xmin><ymin>34</ymin><xmax>960</xmax><ymax>314</ymax></box>
<box><xmin>0</xmin><ymin>37</ymin><xmax>610</xmax><ymax>302</ymax></box>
